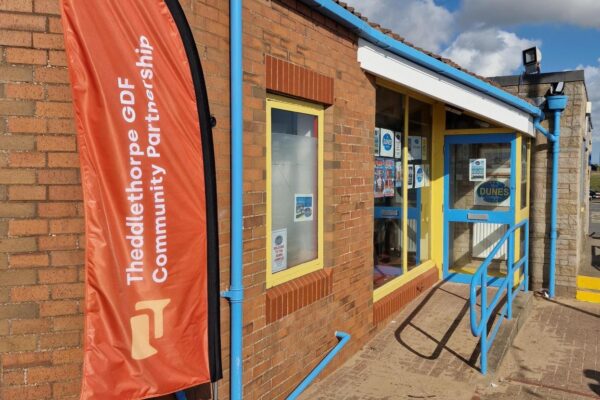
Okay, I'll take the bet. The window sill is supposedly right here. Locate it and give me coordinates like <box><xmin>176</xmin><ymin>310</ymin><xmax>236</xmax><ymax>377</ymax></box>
<box><xmin>266</xmin><ymin>268</ymin><xmax>333</xmax><ymax>324</ymax></box>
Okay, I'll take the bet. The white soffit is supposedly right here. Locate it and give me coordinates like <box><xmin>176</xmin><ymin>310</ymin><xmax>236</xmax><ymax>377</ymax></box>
<box><xmin>357</xmin><ymin>39</ymin><xmax>535</xmax><ymax>136</ymax></box>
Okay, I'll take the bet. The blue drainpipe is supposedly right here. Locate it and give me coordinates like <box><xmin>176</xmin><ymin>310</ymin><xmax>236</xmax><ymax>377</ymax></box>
<box><xmin>221</xmin><ymin>0</ymin><xmax>244</xmax><ymax>399</ymax></box>
<box><xmin>533</xmin><ymin>95</ymin><xmax>568</xmax><ymax>298</ymax></box>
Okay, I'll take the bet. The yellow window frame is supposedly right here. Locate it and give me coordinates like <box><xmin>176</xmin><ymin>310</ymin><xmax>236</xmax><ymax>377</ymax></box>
<box><xmin>265</xmin><ymin>94</ymin><xmax>325</xmax><ymax>289</ymax></box>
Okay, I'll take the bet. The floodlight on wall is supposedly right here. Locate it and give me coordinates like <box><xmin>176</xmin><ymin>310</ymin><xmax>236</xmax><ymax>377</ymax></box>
<box><xmin>550</xmin><ymin>81</ymin><xmax>565</xmax><ymax>95</ymax></box>
<box><xmin>522</xmin><ymin>46</ymin><xmax>542</xmax><ymax>74</ymax></box>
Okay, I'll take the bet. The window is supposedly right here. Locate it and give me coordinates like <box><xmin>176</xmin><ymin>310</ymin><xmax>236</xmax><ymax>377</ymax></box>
<box><xmin>266</xmin><ymin>95</ymin><xmax>324</xmax><ymax>288</ymax></box>
<box><xmin>373</xmin><ymin>85</ymin><xmax>434</xmax><ymax>291</ymax></box>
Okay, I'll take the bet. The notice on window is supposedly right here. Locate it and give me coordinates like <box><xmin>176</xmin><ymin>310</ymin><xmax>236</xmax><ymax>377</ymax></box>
<box><xmin>374</xmin><ymin>158</ymin><xmax>385</xmax><ymax>198</ymax></box>
<box><xmin>394</xmin><ymin>132</ymin><xmax>402</xmax><ymax>159</ymax></box>
<box><xmin>469</xmin><ymin>158</ymin><xmax>486</xmax><ymax>181</ymax></box>
<box><xmin>294</xmin><ymin>194</ymin><xmax>314</xmax><ymax>222</ymax></box>
<box><xmin>408</xmin><ymin>136</ymin><xmax>422</xmax><ymax>161</ymax></box>
<box><xmin>407</xmin><ymin>165</ymin><xmax>414</xmax><ymax>189</ymax></box>
<box><xmin>414</xmin><ymin>164</ymin><xmax>425</xmax><ymax>188</ymax></box>
<box><xmin>374</xmin><ymin>127</ymin><xmax>380</xmax><ymax>156</ymax></box>
<box><xmin>379</xmin><ymin>128</ymin><xmax>394</xmax><ymax>157</ymax></box>
<box><xmin>474</xmin><ymin>178</ymin><xmax>510</xmax><ymax>207</ymax></box>
<box><xmin>395</xmin><ymin>161</ymin><xmax>402</xmax><ymax>188</ymax></box>
<box><xmin>421</xmin><ymin>137</ymin><xmax>428</xmax><ymax>160</ymax></box>
<box><xmin>271</xmin><ymin>228</ymin><xmax>287</xmax><ymax>273</ymax></box>
<box><xmin>383</xmin><ymin>159</ymin><xmax>395</xmax><ymax>197</ymax></box>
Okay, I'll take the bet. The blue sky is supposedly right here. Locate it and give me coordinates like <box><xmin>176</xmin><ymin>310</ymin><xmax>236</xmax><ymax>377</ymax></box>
<box><xmin>344</xmin><ymin>0</ymin><xmax>600</xmax><ymax>160</ymax></box>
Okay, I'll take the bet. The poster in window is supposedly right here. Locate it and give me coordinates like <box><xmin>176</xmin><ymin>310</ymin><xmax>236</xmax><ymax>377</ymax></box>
<box><xmin>407</xmin><ymin>165</ymin><xmax>414</xmax><ymax>189</ymax></box>
<box><xmin>379</xmin><ymin>128</ymin><xmax>395</xmax><ymax>158</ymax></box>
<box><xmin>383</xmin><ymin>159</ymin><xmax>395</xmax><ymax>197</ymax></box>
<box><xmin>408</xmin><ymin>136</ymin><xmax>422</xmax><ymax>161</ymax></box>
<box><xmin>294</xmin><ymin>194</ymin><xmax>314</xmax><ymax>222</ymax></box>
<box><xmin>421</xmin><ymin>137</ymin><xmax>428</xmax><ymax>161</ymax></box>
<box><xmin>271</xmin><ymin>228</ymin><xmax>287</xmax><ymax>273</ymax></box>
<box><xmin>414</xmin><ymin>164</ymin><xmax>425</xmax><ymax>188</ymax></box>
<box><xmin>374</xmin><ymin>158</ymin><xmax>386</xmax><ymax>198</ymax></box>
<box><xmin>374</xmin><ymin>127</ymin><xmax>380</xmax><ymax>156</ymax></box>
<box><xmin>395</xmin><ymin>161</ymin><xmax>402</xmax><ymax>188</ymax></box>
<box><xmin>474</xmin><ymin>178</ymin><xmax>511</xmax><ymax>207</ymax></box>
<box><xmin>469</xmin><ymin>158</ymin><xmax>486</xmax><ymax>181</ymax></box>
<box><xmin>394</xmin><ymin>132</ymin><xmax>402</xmax><ymax>159</ymax></box>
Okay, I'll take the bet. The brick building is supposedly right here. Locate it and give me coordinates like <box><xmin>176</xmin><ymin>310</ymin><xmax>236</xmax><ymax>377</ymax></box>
<box><xmin>0</xmin><ymin>1</ymin><xmax>592</xmax><ymax>400</ymax></box>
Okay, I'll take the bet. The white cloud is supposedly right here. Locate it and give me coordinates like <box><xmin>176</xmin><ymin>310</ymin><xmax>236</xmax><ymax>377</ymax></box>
<box><xmin>344</xmin><ymin>0</ymin><xmax>455</xmax><ymax>53</ymax></box>
<box><xmin>442</xmin><ymin>28</ymin><xmax>539</xmax><ymax>76</ymax></box>
<box><xmin>459</xmin><ymin>0</ymin><xmax>600</xmax><ymax>29</ymax></box>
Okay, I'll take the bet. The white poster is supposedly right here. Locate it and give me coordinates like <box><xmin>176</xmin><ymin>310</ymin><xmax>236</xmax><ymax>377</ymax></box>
<box><xmin>421</xmin><ymin>137</ymin><xmax>428</xmax><ymax>160</ymax></box>
<box><xmin>469</xmin><ymin>158</ymin><xmax>486</xmax><ymax>181</ymax></box>
<box><xmin>414</xmin><ymin>164</ymin><xmax>425</xmax><ymax>188</ymax></box>
<box><xmin>379</xmin><ymin>129</ymin><xmax>394</xmax><ymax>157</ymax></box>
<box><xmin>271</xmin><ymin>228</ymin><xmax>287</xmax><ymax>273</ymax></box>
<box><xmin>407</xmin><ymin>165</ymin><xmax>414</xmax><ymax>189</ymax></box>
<box><xmin>294</xmin><ymin>194</ymin><xmax>314</xmax><ymax>222</ymax></box>
<box><xmin>395</xmin><ymin>161</ymin><xmax>402</xmax><ymax>188</ymax></box>
<box><xmin>394</xmin><ymin>132</ymin><xmax>402</xmax><ymax>159</ymax></box>
<box><xmin>408</xmin><ymin>136</ymin><xmax>422</xmax><ymax>161</ymax></box>
<box><xmin>374</xmin><ymin>127</ymin><xmax>380</xmax><ymax>156</ymax></box>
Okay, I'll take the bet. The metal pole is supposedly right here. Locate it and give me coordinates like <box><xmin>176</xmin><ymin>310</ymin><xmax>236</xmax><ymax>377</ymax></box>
<box><xmin>222</xmin><ymin>0</ymin><xmax>245</xmax><ymax>399</ymax></box>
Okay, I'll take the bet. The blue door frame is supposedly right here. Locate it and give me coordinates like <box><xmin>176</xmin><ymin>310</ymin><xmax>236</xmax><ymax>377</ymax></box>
<box><xmin>443</xmin><ymin>133</ymin><xmax>517</xmax><ymax>286</ymax></box>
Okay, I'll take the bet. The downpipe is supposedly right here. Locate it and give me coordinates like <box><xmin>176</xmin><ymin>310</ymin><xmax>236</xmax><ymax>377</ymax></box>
<box><xmin>533</xmin><ymin>95</ymin><xmax>568</xmax><ymax>299</ymax></box>
<box><xmin>221</xmin><ymin>0</ymin><xmax>245</xmax><ymax>400</ymax></box>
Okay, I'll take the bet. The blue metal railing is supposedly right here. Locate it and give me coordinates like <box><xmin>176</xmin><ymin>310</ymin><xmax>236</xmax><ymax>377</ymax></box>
<box><xmin>469</xmin><ymin>219</ymin><xmax>529</xmax><ymax>374</ymax></box>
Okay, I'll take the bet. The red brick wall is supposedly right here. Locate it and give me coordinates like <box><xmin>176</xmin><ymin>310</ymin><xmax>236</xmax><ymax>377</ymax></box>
<box><xmin>0</xmin><ymin>1</ymin><xmax>383</xmax><ymax>399</ymax></box>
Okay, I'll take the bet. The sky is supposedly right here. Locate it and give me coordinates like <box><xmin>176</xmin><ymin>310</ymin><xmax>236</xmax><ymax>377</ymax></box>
<box><xmin>343</xmin><ymin>0</ymin><xmax>600</xmax><ymax>161</ymax></box>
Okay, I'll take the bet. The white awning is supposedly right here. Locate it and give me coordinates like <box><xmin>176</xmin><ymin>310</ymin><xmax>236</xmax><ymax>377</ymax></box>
<box><xmin>357</xmin><ymin>39</ymin><xmax>535</xmax><ymax>136</ymax></box>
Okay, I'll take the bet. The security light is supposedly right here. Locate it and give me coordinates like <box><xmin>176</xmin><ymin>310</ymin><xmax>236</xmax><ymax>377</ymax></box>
<box><xmin>550</xmin><ymin>81</ymin><xmax>565</xmax><ymax>95</ymax></box>
<box><xmin>522</xmin><ymin>47</ymin><xmax>542</xmax><ymax>74</ymax></box>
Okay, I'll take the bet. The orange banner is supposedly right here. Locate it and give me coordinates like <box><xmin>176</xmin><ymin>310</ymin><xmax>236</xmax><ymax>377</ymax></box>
<box><xmin>61</xmin><ymin>1</ymin><xmax>221</xmax><ymax>398</ymax></box>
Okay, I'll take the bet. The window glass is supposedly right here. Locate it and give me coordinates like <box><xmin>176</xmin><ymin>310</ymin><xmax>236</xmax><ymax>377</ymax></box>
<box><xmin>521</xmin><ymin>139</ymin><xmax>529</xmax><ymax>209</ymax></box>
<box><xmin>449</xmin><ymin>143</ymin><xmax>512</xmax><ymax>211</ymax></box>
<box><xmin>373</xmin><ymin>86</ymin><xmax>404</xmax><ymax>289</ymax></box>
<box><xmin>271</xmin><ymin>108</ymin><xmax>319</xmax><ymax>273</ymax></box>
<box><xmin>445</xmin><ymin>109</ymin><xmax>499</xmax><ymax>130</ymax></box>
<box><xmin>407</xmin><ymin>98</ymin><xmax>432</xmax><ymax>270</ymax></box>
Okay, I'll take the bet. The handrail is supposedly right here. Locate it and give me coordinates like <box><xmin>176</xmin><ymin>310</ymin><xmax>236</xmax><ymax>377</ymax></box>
<box><xmin>469</xmin><ymin>219</ymin><xmax>529</xmax><ymax>374</ymax></box>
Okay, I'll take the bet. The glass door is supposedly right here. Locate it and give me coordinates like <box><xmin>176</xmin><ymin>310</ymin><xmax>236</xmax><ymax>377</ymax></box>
<box><xmin>443</xmin><ymin>134</ymin><xmax>516</xmax><ymax>283</ymax></box>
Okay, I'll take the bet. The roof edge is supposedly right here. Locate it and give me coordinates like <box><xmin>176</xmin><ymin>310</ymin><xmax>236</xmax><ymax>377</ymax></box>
<box><xmin>298</xmin><ymin>0</ymin><xmax>542</xmax><ymax>118</ymax></box>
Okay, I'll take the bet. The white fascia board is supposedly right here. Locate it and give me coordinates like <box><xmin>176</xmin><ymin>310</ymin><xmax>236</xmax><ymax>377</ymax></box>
<box><xmin>358</xmin><ymin>39</ymin><xmax>535</xmax><ymax>136</ymax></box>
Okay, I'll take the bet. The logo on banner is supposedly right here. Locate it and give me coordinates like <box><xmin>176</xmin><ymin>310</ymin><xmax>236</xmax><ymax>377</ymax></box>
<box><xmin>130</xmin><ymin>299</ymin><xmax>171</xmax><ymax>360</ymax></box>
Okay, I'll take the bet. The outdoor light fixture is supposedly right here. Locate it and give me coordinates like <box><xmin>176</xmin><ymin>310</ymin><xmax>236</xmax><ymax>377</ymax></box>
<box><xmin>550</xmin><ymin>81</ymin><xmax>565</xmax><ymax>95</ymax></box>
<box><xmin>522</xmin><ymin>46</ymin><xmax>542</xmax><ymax>74</ymax></box>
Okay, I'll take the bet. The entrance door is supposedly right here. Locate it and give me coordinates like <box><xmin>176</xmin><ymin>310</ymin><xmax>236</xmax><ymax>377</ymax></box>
<box><xmin>443</xmin><ymin>134</ymin><xmax>516</xmax><ymax>284</ymax></box>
